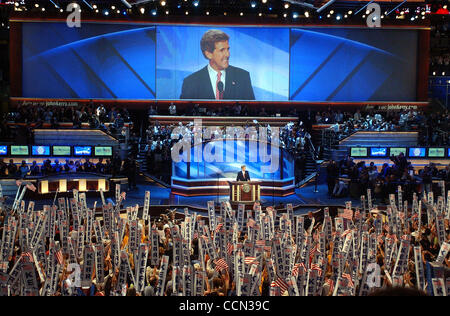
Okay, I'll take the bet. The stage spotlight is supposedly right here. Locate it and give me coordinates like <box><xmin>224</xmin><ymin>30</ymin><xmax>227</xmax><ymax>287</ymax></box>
<box><xmin>186</xmin><ymin>11</ymin><xmax>189</xmax><ymax>15</ymax></box>
<box><xmin>344</xmin><ymin>14</ymin><xmax>347</xmax><ymax>18</ymax></box>
<box><xmin>41</xmin><ymin>7</ymin><xmax>45</xmax><ymax>11</ymax></box>
<box><xmin>336</xmin><ymin>15</ymin><xmax>341</xmax><ymax>20</ymax></box>
<box><xmin>193</xmin><ymin>1</ymin><xmax>199</xmax><ymax>7</ymax></box>
<box><xmin>240</xmin><ymin>12</ymin><xmax>243</xmax><ymax>16</ymax></box>
<box><xmin>60</xmin><ymin>8</ymin><xmax>64</xmax><ymax>12</ymax></box>
<box><xmin>262</xmin><ymin>0</ymin><xmax>267</xmax><ymax>3</ymax></box>
<box><xmin>161</xmin><ymin>0</ymin><xmax>166</xmax><ymax>6</ymax></box>
<box><xmin>327</xmin><ymin>14</ymin><xmax>330</xmax><ymax>18</ymax></box>
<box><xmin>258</xmin><ymin>12</ymin><xmax>262</xmax><ymax>16</ymax></box>
<box><xmin>293</xmin><ymin>12</ymin><xmax>299</xmax><ymax>19</ymax></box>
<box><xmin>330</xmin><ymin>10</ymin><xmax>334</xmax><ymax>14</ymax></box>
<box><xmin>304</xmin><ymin>11</ymin><xmax>309</xmax><ymax>18</ymax></box>
<box><xmin>251</xmin><ymin>1</ymin><xmax>256</xmax><ymax>8</ymax></box>
<box><xmin>366</xmin><ymin>9</ymin><xmax>370</xmax><ymax>14</ymax></box>
<box><xmin>410</xmin><ymin>16</ymin><xmax>415</xmax><ymax>21</ymax></box>
<box><xmin>103</xmin><ymin>9</ymin><xmax>109</xmax><ymax>15</ymax></box>
<box><xmin>381</xmin><ymin>15</ymin><xmax>384</xmax><ymax>19</ymax></box>
<box><xmin>283</xmin><ymin>13</ymin><xmax>287</xmax><ymax>18</ymax></box>
<box><xmin>284</xmin><ymin>3</ymin><xmax>289</xmax><ymax>9</ymax></box>
<box><xmin>15</xmin><ymin>2</ymin><xmax>19</xmax><ymax>7</ymax></box>
<box><xmin>151</xmin><ymin>9</ymin><xmax>157</xmax><ymax>15</ymax></box>
<box><xmin>348</xmin><ymin>10</ymin><xmax>352</xmax><ymax>14</ymax></box>
<box><xmin>140</xmin><ymin>7</ymin><xmax>145</xmax><ymax>14</ymax></box>
<box><xmin>442</xmin><ymin>72</ymin><xmax>446</xmax><ymax>76</ymax></box>
<box><xmin>432</xmin><ymin>72</ymin><xmax>436</xmax><ymax>76</ymax></box>
<box><xmin>117</xmin><ymin>10</ymin><xmax>121</xmax><ymax>14</ymax></box>
<box><xmin>35</xmin><ymin>3</ymin><xmax>39</xmax><ymax>7</ymax></box>
<box><xmin>206</xmin><ymin>11</ymin><xmax>209</xmax><ymax>15</ymax></box>
<box><xmin>95</xmin><ymin>9</ymin><xmax>99</xmax><ymax>13</ymax></box>
<box><xmin>166</xmin><ymin>10</ymin><xmax>169</xmax><ymax>14</ymax></box>
<box><xmin>362</xmin><ymin>14</ymin><xmax>365</xmax><ymax>18</ymax></box>
<box><xmin>111</xmin><ymin>5</ymin><xmax>115</xmax><ymax>10</ymax></box>
<box><xmin>93</xmin><ymin>4</ymin><xmax>97</xmax><ymax>9</ymax></box>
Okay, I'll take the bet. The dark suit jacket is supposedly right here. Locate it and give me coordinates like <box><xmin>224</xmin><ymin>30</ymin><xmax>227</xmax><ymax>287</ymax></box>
<box><xmin>180</xmin><ymin>65</ymin><xmax>255</xmax><ymax>100</ymax></box>
<box><xmin>236</xmin><ymin>170</ymin><xmax>250</xmax><ymax>181</ymax></box>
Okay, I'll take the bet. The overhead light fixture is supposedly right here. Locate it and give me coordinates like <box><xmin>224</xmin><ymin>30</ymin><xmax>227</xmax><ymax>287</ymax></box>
<box><xmin>240</xmin><ymin>12</ymin><xmax>243</xmax><ymax>16</ymax></box>
<box><xmin>206</xmin><ymin>11</ymin><xmax>209</xmax><ymax>15</ymax></box>
<box><xmin>140</xmin><ymin>7</ymin><xmax>145</xmax><ymax>14</ymax></box>
<box><xmin>41</xmin><ymin>7</ymin><xmax>45</xmax><ymax>11</ymax></box>
<box><xmin>166</xmin><ymin>10</ymin><xmax>169</xmax><ymax>14</ymax></box>
<box><xmin>93</xmin><ymin>4</ymin><xmax>97</xmax><ymax>9</ymax></box>
<box><xmin>283</xmin><ymin>13</ymin><xmax>287</xmax><ymax>18</ymax></box>
<box><xmin>262</xmin><ymin>0</ymin><xmax>267</xmax><ymax>3</ymax></box>
<box><xmin>284</xmin><ymin>3</ymin><xmax>289</xmax><ymax>9</ymax></box>
<box><xmin>151</xmin><ymin>9</ymin><xmax>157</xmax><ymax>15</ymax></box>
<box><xmin>336</xmin><ymin>15</ymin><xmax>341</xmax><ymax>20</ymax></box>
<box><xmin>348</xmin><ymin>10</ymin><xmax>352</xmax><ymax>14</ymax></box>
<box><xmin>193</xmin><ymin>0</ymin><xmax>199</xmax><ymax>7</ymax></box>
<box><xmin>117</xmin><ymin>10</ymin><xmax>120</xmax><ymax>14</ymax></box>
<box><xmin>186</xmin><ymin>11</ymin><xmax>189</xmax><ymax>15</ymax></box>
<box><xmin>330</xmin><ymin>10</ymin><xmax>334</xmax><ymax>14</ymax></box>
<box><xmin>111</xmin><ymin>5</ymin><xmax>115</xmax><ymax>10</ymax></box>
<box><xmin>258</xmin><ymin>12</ymin><xmax>262</xmax><ymax>16</ymax></box>
<box><xmin>35</xmin><ymin>3</ymin><xmax>39</xmax><ymax>7</ymax></box>
<box><xmin>161</xmin><ymin>0</ymin><xmax>166</xmax><ymax>6</ymax></box>
<box><xmin>103</xmin><ymin>9</ymin><xmax>109</xmax><ymax>15</ymax></box>
<box><xmin>327</xmin><ymin>14</ymin><xmax>330</xmax><ymax>18</ymax></box>
<box><xmin>251</xmin><ymin>1</ymin><xmax>256</xmax><ymax>8</ymax></box>
<box><xmin>293</xmin><ymin>12</ymin><xmax>299</xmax><ymax>18</ymax></box>
<box><xmin>344</xmin><ymin>14</ymin><xmax>347</xmax><ymax>18</ymax></box>
<box><xmin>304</xmin><ymin>11</ymin><xmax>309</xmax><ymax>18</ymax></box>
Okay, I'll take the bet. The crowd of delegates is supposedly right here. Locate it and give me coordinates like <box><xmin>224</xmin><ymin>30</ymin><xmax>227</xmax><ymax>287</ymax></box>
<box><xmin>1</xmin><ymin>103</ymin><xmax>134</xmax><ymax>144</ymax></box>
<box><xmin>322</xmin><ymin>109</ymin><xmax>450</xmax><ymax>147</ymax></box>
<box><xmin>327</xmin><ymin>153</ymin><xmax>450</xmax><ymax>203</ymax></box>
<box><xmin>0</xmin><ymin>155</ymin><xmax>137</xmax><ymax>188</ymax></box>
<box><xmin>0</xmin><ymin>189</ymin><xmax>448</xmax><ymax>296</ymax></box>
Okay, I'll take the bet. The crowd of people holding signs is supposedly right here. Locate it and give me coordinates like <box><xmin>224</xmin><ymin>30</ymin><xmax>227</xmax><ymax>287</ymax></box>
<box><xmin>0</xmin><ymin>181</ymin><xmax>449</xmax><ymax>296</ymax></box>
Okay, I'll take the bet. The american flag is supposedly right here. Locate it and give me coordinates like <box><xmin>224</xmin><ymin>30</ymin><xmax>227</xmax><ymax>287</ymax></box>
<box><xmin>215</xmin><ymin>223</ymin><xmax>224</xmax><ymax>233</ymax></box>
<box><xmin>311</xmin><ymin>263</ymin><xmax>323</xmax><ymax>277</ymax></box>
<box><xmin>340</xmin><ymin>209</ymin><xmax>353</xmax><ymax>221</ymax></box>
<box><xmin>244</xmin><ymin>257</ymin><xmax>258</xmax><ymax>265</ymax></box>
<box><xmin>325</xmin><ymin>279</ymin><xmax>334</xmax><ymax>293</ymax></box>
<box><xmin>274</xmin><ymin>278</ymin><xmax>289</xmax><ymax>293</ymax></box>
<box><xmin>55</xmin><ymin>249</ymin><xmax>64</xmax><ymax>266</ymax></box>
<box><xmin>227</xmin><ymin>242</ymin><xmax>233</xmax><ymax>256</ymax></box>
<box><xmin>309</xmin><ymin>243</ymin><xmax>319</xmax><ymax>257</ymax></box>
<box><xmin>342</xmin><ymin>273</ymin><xmax>354</xmax><ymax>288</ymax></box>
<box><xmin>26</xmin><ymin>183</ymin><xmax>37</xmax><ymax>192</ymax></box>
<box><xmin>22</xmin><ymin>251</ymin><xmax>34</xmax><ymax>262</ymax></box>
<box><xmin>214</xmin><ymin>258</ymin><xmax>228</xmax><ymax>272</ymax></box>
<box><xmin>255</xmin><ymin>240</ymin><xmax>265</xmax><ymax>247</ymax></box>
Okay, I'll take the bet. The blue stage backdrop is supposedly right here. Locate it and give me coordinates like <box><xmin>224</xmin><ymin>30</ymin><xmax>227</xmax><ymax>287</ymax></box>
<box><xmin>156</xmin><ymin>26</ymin><xmax>290</xmax><ymax>101</ymax></box>
<box><xmin>22</xmin><ymin>22</ymin><xmax>156</xmax><ymax>99</ymax></box>
<box><xmin>289</xmin><ymin>28</ymin><xmax>418</xmax><ymax>101</ymax></box>
<box><xmin>21</xmin><ymin>22</ymin><xmax>418</xmax><ymax>102</ymax></box>
<box><xmin>172</xmin><ymin>140</ymin><xmax>294</xmax><ymax>181</ymax></box>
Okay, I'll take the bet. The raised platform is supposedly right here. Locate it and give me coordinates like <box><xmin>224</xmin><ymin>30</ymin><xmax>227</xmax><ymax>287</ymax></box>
<box><xmin>171</xmin><ymin>177</ymin><xmax>295</xmax><ymax>197</ymax></box>
<box><xmin>148</xmin><ymin>115</ymin><xmax>299</xmax><ymax>127</ymax></box>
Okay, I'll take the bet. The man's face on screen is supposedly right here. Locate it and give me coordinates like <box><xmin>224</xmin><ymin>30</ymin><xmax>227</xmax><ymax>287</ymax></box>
<box><xmin>206</xmin><ymin>40</ymin><xmax>230</xmax><ymax>71</ymax></box>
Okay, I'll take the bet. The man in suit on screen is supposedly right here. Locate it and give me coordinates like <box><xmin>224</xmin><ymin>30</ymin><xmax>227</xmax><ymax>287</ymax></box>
<box><xmin>236</xmin><ymin>165</ymin><xmax>251</xmax><ymax>182</ymax></box>
<box><xmin>180</xmin><ymin>29</ymin><xmax>255</xmax><ymax>100</ymax></box>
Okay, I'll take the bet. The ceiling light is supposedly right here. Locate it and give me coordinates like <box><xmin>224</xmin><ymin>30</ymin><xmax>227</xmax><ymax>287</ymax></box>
<box><xmin>140</xmin><ymin>7</ymin><xmax>145</xmax><ymax>14</ymax></box>
<box><xmin>161</xmin><ymin>0</ymin><xmax>166</xmax><ymax>6</ymax></box>
<box><xmin>284</xmin><ymin>3</ymin><xmax>289</xmax><ymax>9</ymax></box>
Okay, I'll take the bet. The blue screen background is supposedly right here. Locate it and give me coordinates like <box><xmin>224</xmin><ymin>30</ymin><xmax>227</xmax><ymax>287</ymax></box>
<box><xmin>21</xmin><ymin>22</ymin><xmax>418</xmax><ymax>102</ymax></box>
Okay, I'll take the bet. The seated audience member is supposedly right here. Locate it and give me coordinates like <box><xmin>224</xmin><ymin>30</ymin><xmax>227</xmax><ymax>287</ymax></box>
<box><xmin>53</xmin><ymin>159</ymin><xmax>62</xmax><ymax>173</ymax></box>
<box><xmin>19</xmin><ymin>161</ymin><xmax>30</xmax><ymax>178</ymax></box>
<box><xmin>29</xmin><ymin>161</ymin><xmax>40</xmax><ymax>176</ymax></box>
<box><xmin>68</xmin><ymin>161</ymin><xmax>77</xmax><ymax>173</ymax></box>
<box><xmin>0</xmin><ymin>159</ymin><xmax>7</xmax><ymax>177</ymax></box>
<box><xmin>64</xmin><ymin>159</ymin><xmax>70</xmax><ymax>172</ymax></box>
<box><xmin>7</xmin><ymin>159</ymin><xmax>17</xmax><ymax>177</ymax></box>
<box><xmin>84</xmin><ymin>158</ymin><xmax>94</xmax><ymax>172</ymax></box>
<box><xmin>96</xmin><ymin>158</ymin><xmax>105</xmax><ymax>174</ymax></box>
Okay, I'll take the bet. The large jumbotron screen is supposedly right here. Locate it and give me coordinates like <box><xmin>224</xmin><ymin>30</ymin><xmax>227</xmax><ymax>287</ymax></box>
<box><xmin>21</xmin><ymin>22</ymin><xmax>418</xmax><ymax>102</ymax></box>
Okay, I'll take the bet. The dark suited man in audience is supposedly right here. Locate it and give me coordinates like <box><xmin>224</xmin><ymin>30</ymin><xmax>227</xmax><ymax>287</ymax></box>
<box><xmin>236</xmin><ymin>165</ymin><xmax>251</xmax><ymax>181</ymax></box>
<box><xmin>180</xmin><ymin>29</ymin><xmax>255</xmax><ymax>100</ymax></box>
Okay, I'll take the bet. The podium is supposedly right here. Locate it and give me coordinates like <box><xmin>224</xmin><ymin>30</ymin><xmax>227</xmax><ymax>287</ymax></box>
<box><xmin>229</xmin><ymin>181</ymin><xmax>261</xmax><ymax>204</ymax></box>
